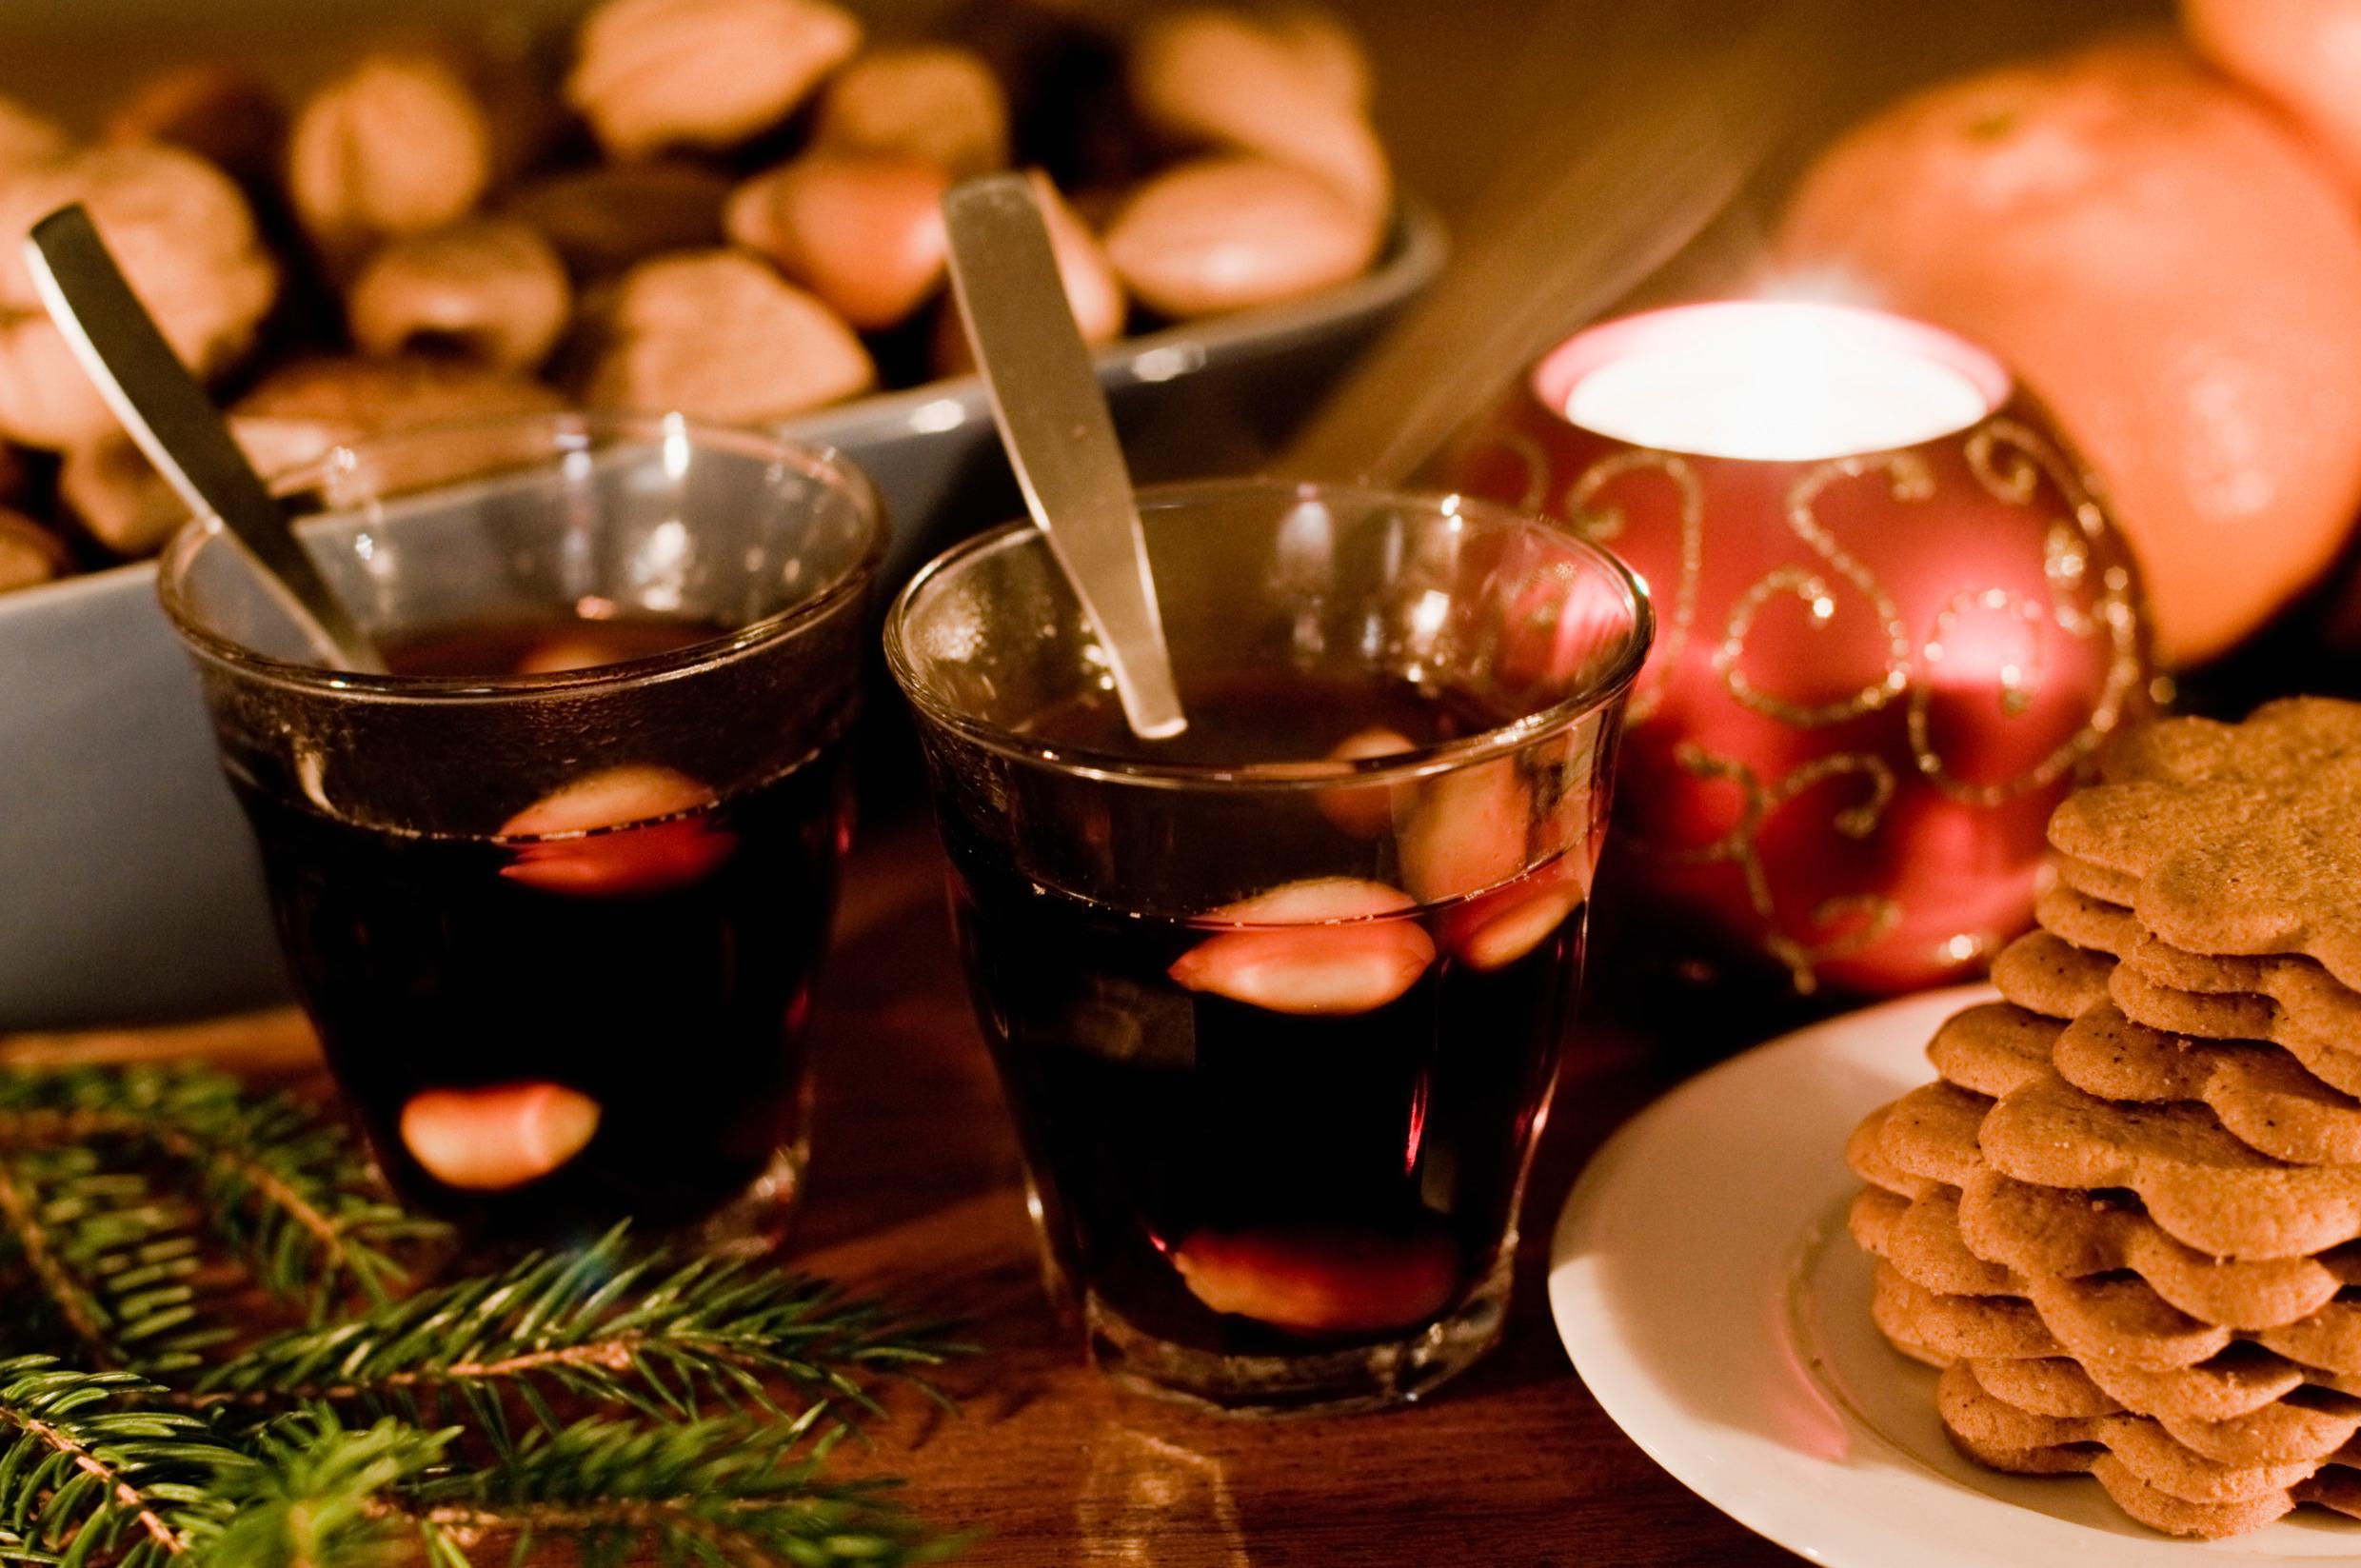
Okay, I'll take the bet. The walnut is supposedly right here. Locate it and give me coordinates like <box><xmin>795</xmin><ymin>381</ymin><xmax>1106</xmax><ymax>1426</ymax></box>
<box><xmin>58</xmin><ymin>438</ymin><xmax>179</xmax><ymax>557</ymax></box>
<box><xmin>0</xmin><ymin>506</ymin><xmax>66</xmax><ymax>593</ymax></box>
<box><xmin>59</xmin><ymin>421</ymin><xmax>337</xmax><ymax>559</ymax></box>
<box><xmin>1266</xmin><ymin>7</ymin><xmax>1372</xmax><ymax>112</ymax></box>
<box><xmin>235</xmin><ymin>354</ymin><xmax>566</xmax><ymax>437</ymax></box>
<box><xmin>56</xmin><ymin>361</ymin><xmax>568</xmax><ymax>560</ymax></box>
<box><xmin>935</xmin><ymin>171</ymin><xmax>1123</xmax><ymax>373</ymax></box>
<box><xmin>725</xmin><ymin>155</ymin><xmax>949</xmax><ymax>330</ymax></box>
<box><xmin>586</xmin><ymin>249</ymin><xmax>873</xmax><ymax>422</ymax></box>
<box><xmin>0</xmin><ymin>318</ymin><xmax>116</xmax><ymax>450</ymax></box>
<box><xmin>815</xmin><ymin>46</ymin><xmax>1009</xmax><ymax>178</ymax></box>
<box><xmin>1130</xmin><ymin>8</ymin><xmax>1389</xmax><ymax>215</ymax></box>
<box><xmin>104</xmin><ymin>64</ymin><xmax>285</xmax><ymax>187</ymax></box>
<box><xmin>504</xmin><ymin>161</ymin><xmax>730</xmax><ymax>280</ymax></box>
<box><xmin>567</xmin><ymin>0</ymin><xmax>862</xmax><ymax>157</ymax></box>
<box><xmin>1104</xmin><ymin>156</ymin><xmax>1382</xmax><ymax>319</ymax></box>
<box><xmin>288</xmin><ymin>54</ymin><xmax>492</xmax><ymax>252</ymax></box>
<box><xmin>0</xmin><ymin>143</ymin><xmax>277</xmax><ymax>448</ymax></box>
<box><xmin>347</xmin><ymin>219</ymin><xmax>572</xmax><ymax>371</ymax></box>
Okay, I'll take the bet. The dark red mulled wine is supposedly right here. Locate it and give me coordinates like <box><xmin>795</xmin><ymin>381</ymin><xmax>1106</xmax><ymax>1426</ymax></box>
<box><xmin>940</xmin><ymin>674</ymin><xmax>1582</xmax><ymax>1365</ymax></box>
<box><xmin>236</xmin><ymin>617</ymin><xmax>853</xmax><ymax>1245</ymax></box>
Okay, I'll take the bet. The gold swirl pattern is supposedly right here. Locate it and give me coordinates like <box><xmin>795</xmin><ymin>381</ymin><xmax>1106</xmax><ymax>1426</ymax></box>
<box><xmin>1715</xmin><ymin>455</ymin><xmax>1923</xmax><ymax>727</ymax></box>
<box><xmin>1490</xmin><ymin>427</ymin><xmax>1554</xmax><ymax>514</ymax></box>
<box><xmin>1564</xmin><ymin>450</ymin><xmax>1700</xmax><ymax>724</ymax></box>
<box><xmin>1905</xmin><ymin>419</ymin><xmax>2144</xmax><ymax>805</ymax></box>
<box><xmin>1661</xmin><ymin>742</ymin><xmax>1900</xmax><ymax>993</ymax></box>
<box><xmin>1558</xmin><ymin>411</ymin><xmax>2145</xmax><ymax>991</ymax></box>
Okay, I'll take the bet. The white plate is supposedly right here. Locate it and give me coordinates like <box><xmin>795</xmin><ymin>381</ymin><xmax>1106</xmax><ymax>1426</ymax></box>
<box><xmin>1549</xmin><ymin>984</ymin><xmax>2361</xmax><ymax>1564</ymax></box>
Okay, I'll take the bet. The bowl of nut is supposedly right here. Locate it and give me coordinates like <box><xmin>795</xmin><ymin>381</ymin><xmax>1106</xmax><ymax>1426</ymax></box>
<box><xmin>0</xmin><ymin>0</ymin><xmax>1442</xmax><ymax>1028</ymax></box>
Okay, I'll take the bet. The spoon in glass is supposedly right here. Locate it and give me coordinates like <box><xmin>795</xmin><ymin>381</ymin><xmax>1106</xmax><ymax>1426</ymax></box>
<box><xmin>942</xmin><ymin>173</ymin><xmax>1185</xmax><ymax>740</ymax></box>
<box><xmin>24</xmin><ymin>203</ymin><xmax>385</xmax><ymax>673</ymax></box>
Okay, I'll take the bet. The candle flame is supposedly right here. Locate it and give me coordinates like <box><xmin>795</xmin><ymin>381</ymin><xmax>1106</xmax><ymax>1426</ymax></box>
<box><xmin>1558</xmin><ymin>300</ymin><xmax>2008</xmax><ymax>463</ymax></box>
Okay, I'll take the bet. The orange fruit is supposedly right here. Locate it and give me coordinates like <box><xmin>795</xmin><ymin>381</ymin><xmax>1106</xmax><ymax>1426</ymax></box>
<box><xmin>2185</xmin><ymin>0</ymin><xmax>2361</xmax><ymax>189</ymax></box>
<box><xmin>1776</xmin><ymin>38</ymin><xmax>2361</xmax><ymax>665</ymax></box>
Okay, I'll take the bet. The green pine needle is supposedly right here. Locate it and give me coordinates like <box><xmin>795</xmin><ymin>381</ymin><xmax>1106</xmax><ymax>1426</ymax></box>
<box><xmin>194</xmin><ymin>1226</ymin><xmax>963</xmax><ymax>1438</ymax></box>
<box><xmin>0</xmin><ymin>1066</ymin><xmax>968</xmax><ymax>1566</ymax></box>
<box><xmin>0</xmin><ymin>1148</ymin><xmax>225</xmax><ymax>1376</ymax></box>
<box><xmin>0</xmin><ymin>1355</ymin><xmax>249</xmax><ymax>1568</ymax></box>
<box><xmin>190</xmin><ymin>1409</ymin><xmax>455</xmax><ymax>1568</ymax></box>
<box><xmin>0</xmin><ymin>1067</ymin><xmax>438</xmax><ymax>1318</ymax></box>
<box><xmin>393</xmin><ymin>1415</ymin><xmax>955</xmax><ymax>1568</ymax></box>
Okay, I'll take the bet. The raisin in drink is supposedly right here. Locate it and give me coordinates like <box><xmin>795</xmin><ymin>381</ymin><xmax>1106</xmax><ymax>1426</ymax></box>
<box><xmin>947</xmin><ymin>676</ymin><xmax>1582</xmax><ymax>1365</ymax></box>
<box><xmin>158</xmin><ymin>415</ymin><xmax>882</xmax><ymax>1255</ymax></box>
<box><xmin>235</xmin><ymin>618</ymin><xmax>851</xmax><ymax>1242</ymax></box>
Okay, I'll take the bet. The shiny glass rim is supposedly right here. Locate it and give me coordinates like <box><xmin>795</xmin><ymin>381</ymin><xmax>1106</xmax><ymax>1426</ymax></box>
<box><xmin>156</xmin><ymin>410</ymin><xmax>884</xmax><ymax>703</ymax></box>
<box><xmin>883</xmin><ymin>477</ymin><xmax>1656</xmax><ymax>791</ymax></box>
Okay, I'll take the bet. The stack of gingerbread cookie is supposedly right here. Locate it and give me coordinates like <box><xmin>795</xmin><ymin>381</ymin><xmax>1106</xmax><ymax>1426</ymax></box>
<box><xmin>1847</xmin><ymin>697</ymin><xmax>2361</xmax><ymax>1538</ymax></box>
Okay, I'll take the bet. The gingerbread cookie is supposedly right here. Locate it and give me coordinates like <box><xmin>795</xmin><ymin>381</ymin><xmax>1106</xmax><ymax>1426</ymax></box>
<box><xmin>2049</xmin><ymin>699</ymin><xmax>2361</xmax><ymax>986</ymax></box>
<box><xmin>1935</xmin><ymin>1363</ymin><xmax>2361</xmax><ymax>1538</ymax></box>
<box><xmin>1960</xmin><ymin>1166</ymin><xmax>2361</xmax><ymax>1330</ymax></box>
<box><xmin>2053</xmin><ymin>1002</ymin><xmax>2361</xmax><ymax>1165</ymax></box>
<box><xmin>2126</xmin><ymin>931</ymin><xmax>2361</xmax><ymax>1042</ymax></box>
<box><xmin>2112</xmin><ymin>964</ymin><xmax>2361</xmax><ymax>1097</ymax></box>
<box><xmin>1980</xmin><ymin>1071</ymin><xmax>2361</xmax><ymax>1260</ymax></box>
<box><xmin>1869</xmin><ymin>1081</ymin><xmax>1991</xmax><ymax>1192</ymax></box>
<box><xmin>1923</xmin><ymin>1001</ymin><xmax>2056</xmax><ymax>1099</ymax></box>
<box><xmin>1861</xmin><ymin>1066</ymin><xmax>2361</xmax><ymax>1325</ymax></box>
<box><xmin>1863</xmin><ymin>1185</ymin><xmax>2361</xmax><ymax>1377</ymax></box>
<box><xmin>2053</xmin><ymin>852</ymin><xmax>2140</xmax><ymax>908</ymax></box>
<box><xmin>2034</xmin><ymin>881</ymin><xmax>2137</xmax><ymax>957</ymax></box>
<box><xmin>1964</xmin><ymin>1331</ymin><xmax>2361</xmax><ymax>1454</ymax></box>
<box><xmin>1990</xmin><ymin>929</ymin><xmax>2114</xmax><ymax>1021</ymax></box>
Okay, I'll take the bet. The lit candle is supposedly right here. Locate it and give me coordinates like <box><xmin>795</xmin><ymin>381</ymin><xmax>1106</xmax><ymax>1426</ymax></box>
<box><xmin>1558</xmin><ymin>300</ymin><xmax>2009</xmax><ymax>463</ymax></box>
<box><xmin>1451</xmin><ymin>295</ymin><xmax>2154</xmax><ymax>997</ymax></box>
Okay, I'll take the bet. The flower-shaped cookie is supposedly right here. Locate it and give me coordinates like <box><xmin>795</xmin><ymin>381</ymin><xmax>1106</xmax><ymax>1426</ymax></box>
<box><xmin>2050</xmin><ymin>698</ymin><xmax>2361</xmax><ymax>985</ymax></box>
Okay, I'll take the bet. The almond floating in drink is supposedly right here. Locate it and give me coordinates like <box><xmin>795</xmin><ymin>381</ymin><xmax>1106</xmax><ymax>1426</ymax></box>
<box><xmin>512</xmin><ymin>625</ymin><xmax>664</xmax><ymax>674</ymax></box>
<box><xmin>1399</xmin><ymin>760</ymin><xmax>1531</xmax><ymax>904</ymax></box>
<box><xmin>400</xmin><ymin>1081</ymin><xmax>601</xmax><ymax>1190</ymax></box>
<box><xmin>499</xmin><ymin>764</ymin><xmax>736</xmax><ymax>896</ymax></box>
<box><xmin>1167</xmin><ymin>876</ymin><xmax>1433</xmax><ymax>1015</ymax></box>
<box><xmin>1171</xmin><ymin>1222</ymin><xmax>1460</xmax><ymax>1335</ymax></box>
<box><xmin>1315</xmin><ymin>724</ymin><xmax>1413</xmax><ymax>837</ymax></box>
<box><xmin>1433</xmin><ymin>854</ymin><xmax>1586</xmax><ymax>970</ymax></box>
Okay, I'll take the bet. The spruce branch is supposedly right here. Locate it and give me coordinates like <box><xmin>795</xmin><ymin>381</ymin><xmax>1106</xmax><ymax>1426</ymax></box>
<box><xmin>0</xmin><ymin>1149</ymin><xmax>223</xmax><ymax>1376</ymax></box>
<box><xmin>192</xmin><ymin>1409</ymin><xmax>454</xmax><ymax>1568</ymax></box>
<box><xmin>0</xmin><ymin>1152</ymin><xmax>119</xmax><ymax>1369</ymax></box>
<box><xmin>192</xmin><ymin>1227</ymin><xmax>962</xmax><ymax>1436</ymax></box>
<box><xmin>0</xmin><ymin>1355</ymin><xmax>248</xmax><ymax>1568</ymax></box>
<box><xmin>0</xmin><ymin>1067</ymin><xmax>438</xmax><ymax>1316</ymax></box>
<box><xmin>0</xmin><ymin>1067</ymin><xmax>969</xmax><ymax>1567</ymax></box>
<box><xmin>387</xmin><ymin>1415</ymin><xmax>952</xmax><ymax>1568</ymax></box>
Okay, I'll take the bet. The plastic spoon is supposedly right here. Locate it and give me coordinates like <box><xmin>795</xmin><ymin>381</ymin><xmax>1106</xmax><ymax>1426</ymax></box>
<box><xmin>24</xmin><ymin>204</ymin><xmax>385</xmax><ymax>673</ymax></box>
<box><xmin>942</xmin><ymin>173</ymin><xmax>1185</xmax><ymax>740</ymax></box>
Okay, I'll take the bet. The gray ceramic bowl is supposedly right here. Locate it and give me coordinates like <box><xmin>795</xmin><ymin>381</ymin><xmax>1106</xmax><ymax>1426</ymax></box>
<box><xmin>0</xmin><ymin>205</ymin><xmax>1443</xmax><ymax>1029</ymax></box>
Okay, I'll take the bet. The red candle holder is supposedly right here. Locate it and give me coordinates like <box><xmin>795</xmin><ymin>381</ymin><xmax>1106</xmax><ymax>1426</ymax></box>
<box><xmin>1453</xmin><ymin>301</ymin><xmax>2154</xmax><ymax>996</ymax></box>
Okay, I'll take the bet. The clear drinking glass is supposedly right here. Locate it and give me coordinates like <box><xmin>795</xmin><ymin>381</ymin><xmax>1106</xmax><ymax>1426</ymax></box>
<box><xmin>158</xmin><ymin>412</ymin><xmax>881</xmax><ymax>1255</ymax></box>
<box><xmin>885</xmin><ymin>479</ymin><xmax>1652</xmax><ymax>1413</ymax></box>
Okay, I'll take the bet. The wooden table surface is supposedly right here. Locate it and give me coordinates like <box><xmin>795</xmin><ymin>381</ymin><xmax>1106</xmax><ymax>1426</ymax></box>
<box><xmin>12</xmin><ymin>804</ymin><xmax>1814</xmax><ymax>1567</ymax></box>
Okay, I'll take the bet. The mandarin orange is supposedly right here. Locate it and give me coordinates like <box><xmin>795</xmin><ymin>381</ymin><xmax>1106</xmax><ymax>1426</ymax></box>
<box><xmin>2186</xmin><ymin>0</ymin><xmax>2361</xmax><ymax>189</ymax></box>
<box><xmin>1776</xmin><ymin>38</ymin><xmax>2361</xmax><ymax>665</ymax></box>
